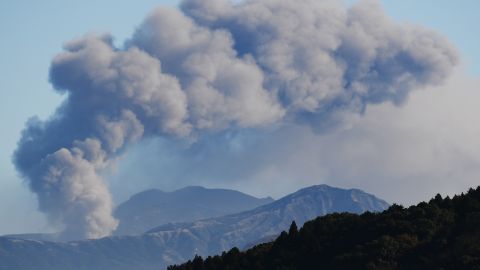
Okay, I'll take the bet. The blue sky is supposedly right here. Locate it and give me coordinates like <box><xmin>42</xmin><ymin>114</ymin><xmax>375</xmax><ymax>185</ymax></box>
<box><xmin>0</xmin><ymin>0</ymin><xmax>479</xmax><ymax>235</ymax></box>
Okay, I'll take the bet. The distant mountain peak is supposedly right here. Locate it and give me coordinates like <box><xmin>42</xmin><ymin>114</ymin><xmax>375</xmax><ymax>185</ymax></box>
<box><xmin>146</xmin><ymin>185</ymin><xmax>389</xmax><ymax>253</ymax></box>
<box><xmin>113</xmin><ymin>186</ymin><xmax>274</xmax><ymax>236</ymax></box>
<box><xmin>129</xmin><ymin>188</ymin><xmax>165</xmax><ymax>198</ymax></box>
<box><xmin>0</xmin><ymin>184</ymin><xmax>389</xmax><ymax>270</ymax></box>
<box><xmin>175</xmin><ymin>185</ymin><xmax>206</xmax><ymax>191</ymax></box>
<box><xmin>295</xmin><ymin>184</ymin><xmax>359</xmax><ymax>193</ymax></box>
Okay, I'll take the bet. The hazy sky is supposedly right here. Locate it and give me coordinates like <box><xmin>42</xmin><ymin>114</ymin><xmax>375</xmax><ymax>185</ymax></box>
<box><xmin>0</xmin><ymin>0</ymin><xmax>479</xmax><ymax>235</ymax></box>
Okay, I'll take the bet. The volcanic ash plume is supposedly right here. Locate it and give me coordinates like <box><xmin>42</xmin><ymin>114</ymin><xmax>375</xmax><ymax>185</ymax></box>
<box><xmin>13</xmin><ymin>0</ymin><xmax>457</xmax><ymax>240</ymax></box>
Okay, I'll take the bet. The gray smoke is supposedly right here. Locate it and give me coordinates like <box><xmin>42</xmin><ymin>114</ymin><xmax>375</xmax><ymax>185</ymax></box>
<box><xmin>13</xmin><ymin>0</ymin><xmax>457</xmax><ymax>240</ymax></box>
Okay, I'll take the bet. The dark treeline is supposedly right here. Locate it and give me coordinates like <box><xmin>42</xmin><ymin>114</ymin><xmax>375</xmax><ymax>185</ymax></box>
<box><xmin>168</xmin><ymin>186</ymin><xmax>480</xmax><ymax>270</ymax></box>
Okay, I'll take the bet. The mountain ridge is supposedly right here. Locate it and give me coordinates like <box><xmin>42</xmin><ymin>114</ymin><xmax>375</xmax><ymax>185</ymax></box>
<box><xmin>114</xmin><ymin>185</ymin><xmax>274</xmax><ymax>236</ymax></box>
<box><xmin>0</xmin><ymin>184</ymin><xmax>389</xmax><ymax>270</ymax></box>
<box><xmin>146</xmin><ymin>184</ymin><xmax>389</xmax><ymax>255</ymax></box>
<box><xmin>170</xmin><ymin>186</ymin><xmax>480</xmax><ymax>270</ymax></box>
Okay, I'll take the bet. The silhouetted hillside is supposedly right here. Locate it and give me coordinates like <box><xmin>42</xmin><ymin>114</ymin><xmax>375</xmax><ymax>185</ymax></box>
<box><xmin>169</xmin><ymin>186</ymin><xmax>480</xmax><ymax>270</ymax></box>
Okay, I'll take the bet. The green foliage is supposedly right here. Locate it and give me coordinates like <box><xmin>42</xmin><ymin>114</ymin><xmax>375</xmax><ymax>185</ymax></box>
<box><xmin>169</xmin><ymin>186</ymin><xmax>480</xmax><ymax>270</ymax></box>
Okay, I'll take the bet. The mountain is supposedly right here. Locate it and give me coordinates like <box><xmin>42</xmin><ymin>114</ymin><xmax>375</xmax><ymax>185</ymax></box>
<box><xmin>1</xmin><ymin>233</ymin><xmax>60</xmax><ymax>242</ymax></box>
<box><xmin>0</xmin><ymin>185</ymin><xmax>389</xmax><ymax>270</ymax></box>
<box><xmin>146</xmin><ymin>185</ymin><xmax>389</xmax><ymax>254</ymax></box>
<box><xmin>3</xmin><ymin>186</ymin><xmax>273</xmax><ymax>241</ymax></box>
<box><xmin>114</xmin><ymin>186</ymin><xmax>274</xmax><ymax>235</ymax></box>
<box><xmin>169</xmin><ymin>187</ymin><xmax>480</xmax><ymax>270</ymax></box>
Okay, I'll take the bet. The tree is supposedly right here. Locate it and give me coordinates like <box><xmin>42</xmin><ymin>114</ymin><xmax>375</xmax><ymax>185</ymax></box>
<box><xmin>288</xmin><ymin>221</ymin><xmax>298</xmax><ymax>237</ymax></box>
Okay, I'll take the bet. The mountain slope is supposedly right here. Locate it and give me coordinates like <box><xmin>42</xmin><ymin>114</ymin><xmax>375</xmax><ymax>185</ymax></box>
<box><xmin>170</xmin><ymin>187</ymin><xmax>480</xmax><ymax>270</ymax></box>
<box><xmin>146</xmin><ymin>185</ymin><xmax>389</xmax><ymax>255</ymax></box>
<box><xmin>114</xmin><ymin>186</ymin><xmax>274</xmax><ymax>235</ymax></box>
<box><xmin>0</xmin><ymin>185</ymin><xmax>389</xmax><ymax>270</ymax></box>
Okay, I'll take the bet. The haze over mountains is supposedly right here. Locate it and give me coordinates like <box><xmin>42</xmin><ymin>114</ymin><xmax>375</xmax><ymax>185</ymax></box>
<box><xmin>5</xmin><ymin>186</ymin><xmax>273</xmax><ymax>242</ymax></box>
<box><xmin>0</xmin><ymin>185</ymin><xmax>388</xmax><ymax>270</ymax></box>
<box><xmin>114</xmin><ymin>186</ymin><xmax>274</xmax><ymax>235</ymax></box>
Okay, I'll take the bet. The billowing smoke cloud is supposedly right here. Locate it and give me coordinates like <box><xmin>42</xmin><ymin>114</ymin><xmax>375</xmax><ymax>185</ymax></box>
<box><xmin>117</xmin><ymin>69</ymin><xmax>478</xmax><ymax>207</ymax></box>
<box><xmin>14</xmin><ymin>0</ymin><xmax>457</xmax><ymax>240</ymax></box>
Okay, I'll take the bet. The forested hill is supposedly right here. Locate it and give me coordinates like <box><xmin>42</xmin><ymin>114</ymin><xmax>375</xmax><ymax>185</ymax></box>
<box><xmin>169</xmin><ymin>186</ymin><xmax>480</xmax><ymax>270</ymax></box>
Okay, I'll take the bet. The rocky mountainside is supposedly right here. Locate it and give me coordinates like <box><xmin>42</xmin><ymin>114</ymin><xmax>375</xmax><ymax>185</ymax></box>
<box><xmin>0</xmin><ymin>185</ymin><xmax>389</xmax><ymax>270</ymax></box>
<box><xmin>114</xmin><ymin>186</ymin><xmax>274</xmax><ymax>235</ymax></box>
<box><xmin>146</xmin><ymin>185</ymin><xmax>389</xmax><ymax>254</ymax></box>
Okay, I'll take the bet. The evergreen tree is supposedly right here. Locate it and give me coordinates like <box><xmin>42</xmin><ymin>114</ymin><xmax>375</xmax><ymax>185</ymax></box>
<box><xmin>169</xmin><ymin>186</ymin><xmax>480</xmax><ymax>270</ymax></box>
